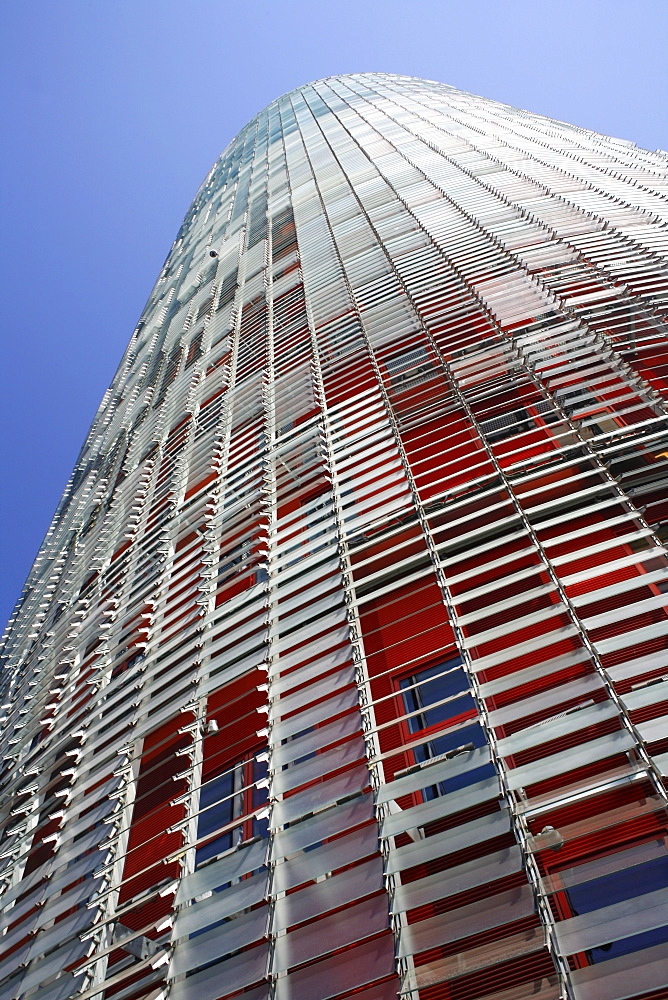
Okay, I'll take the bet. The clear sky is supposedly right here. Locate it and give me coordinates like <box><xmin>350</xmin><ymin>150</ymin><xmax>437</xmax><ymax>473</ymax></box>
<box><xmin>1</xmin><ymin>0</ymin><xmax>667</xmax><ymax>630</ymax></box>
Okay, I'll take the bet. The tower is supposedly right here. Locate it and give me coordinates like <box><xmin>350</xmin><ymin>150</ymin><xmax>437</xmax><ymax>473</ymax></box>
<box><xmin>1</xmin><ymin>72</ymin><xmax>668</xmax><ymax>1000</ymax></box>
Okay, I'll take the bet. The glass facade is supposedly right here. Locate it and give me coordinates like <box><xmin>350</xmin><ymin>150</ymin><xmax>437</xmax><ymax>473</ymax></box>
<box><xmin>1</xmin><ymin>73</ymin><xmax>668</xmax><ymax>1000</ymax></box>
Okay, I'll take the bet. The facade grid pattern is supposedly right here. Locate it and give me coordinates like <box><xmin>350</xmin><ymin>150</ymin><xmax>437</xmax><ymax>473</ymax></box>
<box><xmin>1</xmin><ymin>73</ymin><xmax>668</xmax><ymax>1000</ymax></box>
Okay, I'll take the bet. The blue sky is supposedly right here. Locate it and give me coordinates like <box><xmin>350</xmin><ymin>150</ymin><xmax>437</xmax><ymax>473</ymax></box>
<box><xmin>1</xmin><ymin>0</ymin><xmax>667</xmax><ymax>630</ymax></box>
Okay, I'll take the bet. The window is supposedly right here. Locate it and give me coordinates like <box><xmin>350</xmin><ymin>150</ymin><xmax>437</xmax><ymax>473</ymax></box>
<box><xmin>111</xmin><ymin>650</ymin><xmax>145</xmax><ymax>681</ymax></box>
<box><xmin>480</xmin><ymin>407</ymin><xmax>533</xmax><ymax>442</ymax></box>
<box><xmin>385</xmin><ymin>346</ymin><xmax>435</xmax><ymax>391</ymax></box>
<box><xmin>196</xmin><ymin>751</ymin><xmax>269</xmax><ymax>868</ymax></box>
<box><xmin>400</xmin><ymin>658</ymin><xmax>475</xmax><ymax>733</ymax></box>
<box><xmin>397</xmin><ymin>657</ymin><xmax>494</xmax><ymax>799</ymax></box>
<box><xmin>565</xmin><ymin>853</ymin><xmax>668</xmax><ymax>963</ymax></box>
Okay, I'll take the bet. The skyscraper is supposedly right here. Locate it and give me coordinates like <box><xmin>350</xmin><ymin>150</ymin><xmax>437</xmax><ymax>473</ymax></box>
<box><xmin>1</xmin><ymin>71</ymin><xmax>668</xmax><ymax>1000</ymax></box>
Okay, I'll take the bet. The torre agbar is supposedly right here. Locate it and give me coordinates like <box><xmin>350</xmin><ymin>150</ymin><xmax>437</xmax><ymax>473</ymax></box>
<box><xmin>3</xmin><ymin>74</ymin><xmax>668</xmax><ymax>1000</ymax></box>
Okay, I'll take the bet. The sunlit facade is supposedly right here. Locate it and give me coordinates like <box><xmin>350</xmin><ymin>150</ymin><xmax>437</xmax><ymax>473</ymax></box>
<box><xmin>2</xmin><ymin>74</ymin><xmax>668</xmax><ymax>1000</ymax></box>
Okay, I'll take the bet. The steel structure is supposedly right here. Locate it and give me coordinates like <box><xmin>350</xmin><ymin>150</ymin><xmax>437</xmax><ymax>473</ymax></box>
<box><xmin>2</xmin><ymin>74</ymin><xmax>668</xmax><ymax>1000</ymax></box>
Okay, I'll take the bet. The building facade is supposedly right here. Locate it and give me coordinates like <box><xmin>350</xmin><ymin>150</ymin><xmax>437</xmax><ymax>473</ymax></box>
<box><xmin>1</xmin><ymin>73</ymin><xmax>668</xmax><ymax>1000</ymax></box>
